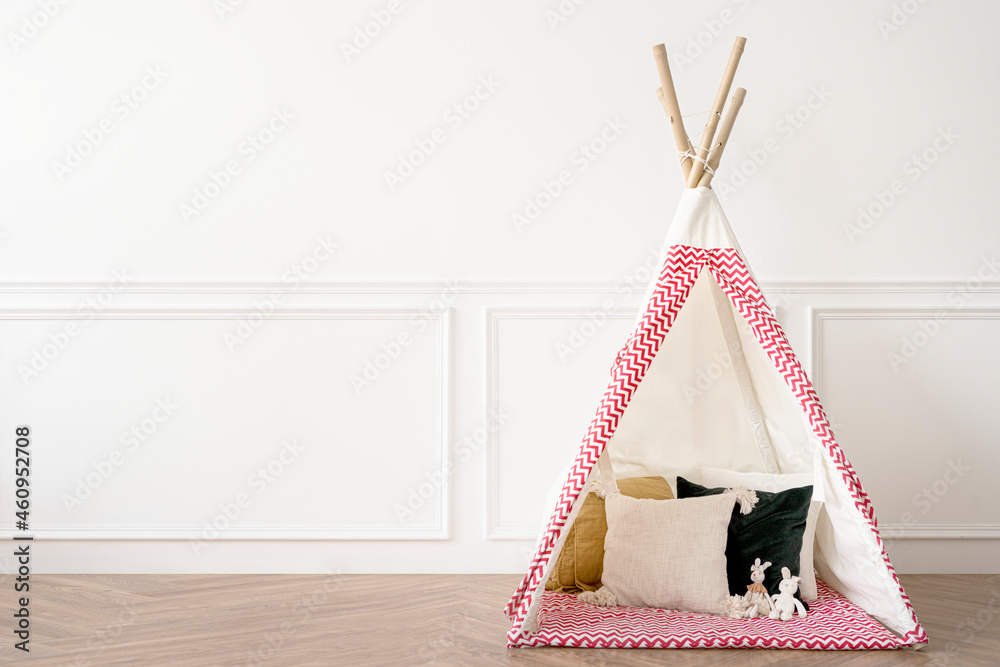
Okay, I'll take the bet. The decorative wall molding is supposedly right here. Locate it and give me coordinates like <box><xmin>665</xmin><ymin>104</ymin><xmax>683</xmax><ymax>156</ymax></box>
<box><xmin>14</xmin><ymin>522</ymin><xmax>993</xmax><ymax>542</ymax></box>
<box><xmin>0</xmin><ymin>307</ymin><xmax>448</xmax><ymax>320</ymax></box>
<box><xmin>880</xmin><ymin>524</ymin><xmax>1000</xmax><ymax>540</ymax></box>
<box><xmin>6</xmin><ymin>524</ymin><xmax>450</xmax><ymax>541</ymax></box>
<box><xmin>809</xmin><ymin>306</ymin><xmax>1000</xmax><ymax>396</ymax></box>
<box><xmin>483</xmin><ymin>307</ymin><xmax>634</xmax><ymax>541</ymax></box>
<box><xmin>762</xmin><ymin>281</ymin><xmax>1000</xmax><ymax>295</ymax></box>
<box><xmin>0</xmin><ymin>279</ymin><xmax>997</xmax><ymax>295</ymax></box>
<box><xmin>0</xmin><ymin>306</ymin><xmax>452</xmax><ymax>541</ymax></box>
<box><xmin>809</xmin><ymin>306</ymin><xmax>1000</xmax><ymax>542</ymax></box>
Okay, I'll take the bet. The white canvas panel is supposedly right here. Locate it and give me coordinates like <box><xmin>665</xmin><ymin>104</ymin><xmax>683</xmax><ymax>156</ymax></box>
<box><xmin>607</xmin><ymin>269</ymin><xmax>764</xmax><ymax>485</ymax></box>
<box><xmin>729</xmin><ymin>297</ymin><xmax>817</xmax><ymax>474</ymax></box>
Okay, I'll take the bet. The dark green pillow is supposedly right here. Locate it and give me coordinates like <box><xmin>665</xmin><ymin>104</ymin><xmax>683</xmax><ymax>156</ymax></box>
<box><xmin>676</xmin><ymin>476</ymin><xmax>812</xmax><ymax>606</ymax></box>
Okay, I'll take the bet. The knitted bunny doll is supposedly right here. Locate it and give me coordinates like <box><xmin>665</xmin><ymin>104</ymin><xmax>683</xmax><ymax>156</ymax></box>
<box><xmin>743</xmin><ymin>558</ymin><xmax>773</xmax><ymax>618</ymax></box>
<box><xmin>769</xmin><ymin>567</ymin><xmax>807</xmax><ymax>620</ymax></box>
<box><xmin>724</xmin><ymin>558</ymin><xmax>774</xmax><ymax>618</ymax></box>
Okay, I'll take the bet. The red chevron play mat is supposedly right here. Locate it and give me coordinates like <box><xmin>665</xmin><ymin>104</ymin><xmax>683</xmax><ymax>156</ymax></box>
<box><xmin>512</xmin><ymin>580</ymin><xmax>907</xmax><ymax>650</ymax></box>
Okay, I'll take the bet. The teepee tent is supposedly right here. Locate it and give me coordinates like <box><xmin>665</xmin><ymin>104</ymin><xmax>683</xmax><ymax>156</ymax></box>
<box><xmin>505</xmin><ymin>38</ymin><xmax>927</xmax><ymax>650</ymax></box>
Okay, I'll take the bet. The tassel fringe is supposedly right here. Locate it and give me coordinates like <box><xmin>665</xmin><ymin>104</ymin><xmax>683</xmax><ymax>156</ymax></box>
<box><xmin>579</xmin><ymin>587</ymin><xmax>618</xmax><ymax>607</ymax></box>
<box><xmin>725</xmin><ymin>484</ymin><xmax>759</xmax><ymax>515</ymax></box>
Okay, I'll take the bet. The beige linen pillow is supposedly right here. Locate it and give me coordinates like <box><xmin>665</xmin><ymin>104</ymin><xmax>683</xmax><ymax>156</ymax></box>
<box><xmin>601</xmin><ymin>492</ymin><xmax>733</xmax><ymax>614</ymax></box>
<box><xmin>699</xmin><ymin>466</ymin><xmax>823</xmax><ymax>600</ymax></box>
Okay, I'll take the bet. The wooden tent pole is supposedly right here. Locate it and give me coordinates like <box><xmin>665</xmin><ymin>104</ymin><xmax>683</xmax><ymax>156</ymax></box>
<box><xmin>686</xmin><ymin>36</ymin><xmax>746</xmax><ymax>188</ymax></box>
<box><xmin>652</xmin><ymin>44</ymin><xmax>693</xmax><ymax>182</ymax></box>
<box><xmin>698</xmin><ymin>87</ymin><xmax>746</xmax><ymax>188</ymax></box>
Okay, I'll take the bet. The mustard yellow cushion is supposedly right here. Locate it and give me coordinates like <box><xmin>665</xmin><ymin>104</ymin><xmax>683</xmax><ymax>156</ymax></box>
<box><xmin>545</xmin><ymin>476</ymin><xmax>674</xmax><ymax>593</ymax></box>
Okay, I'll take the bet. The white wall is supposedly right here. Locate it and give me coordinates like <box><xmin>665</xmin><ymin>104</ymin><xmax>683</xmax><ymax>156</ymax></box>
<box><xmin>0</xmin><ymin>0</ymin><xmax>997</xmax><ymax>574</ymax></box>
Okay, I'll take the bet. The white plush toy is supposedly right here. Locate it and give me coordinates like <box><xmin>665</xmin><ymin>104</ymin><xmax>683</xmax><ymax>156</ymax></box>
<box><xmin>769</xmin><ymin>567</ymin><xmax>807</xmax><ymax>621</ymax></box>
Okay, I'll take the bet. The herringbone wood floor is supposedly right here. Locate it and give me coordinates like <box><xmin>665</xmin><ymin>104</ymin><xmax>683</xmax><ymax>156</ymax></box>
<box><xmin>0</xmin><ymin>574</ymin><xmax>997</xmax><ymax>665</ymax></box>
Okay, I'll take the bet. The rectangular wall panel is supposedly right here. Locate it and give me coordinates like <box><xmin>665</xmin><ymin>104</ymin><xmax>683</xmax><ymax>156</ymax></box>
<box><xmin>0</xmin><ymin>308</ymin><xmax>450</xmax><ymax>539</ymax></box>
<box><xmin>485</xmin><ymin>307</ymin><xmax>634</xmax><ymax>539</ymax></box>
<box><xmin>813</xmin><ymin>308</ymin><xmax>1000</xmax><ymax>539</ymax></box>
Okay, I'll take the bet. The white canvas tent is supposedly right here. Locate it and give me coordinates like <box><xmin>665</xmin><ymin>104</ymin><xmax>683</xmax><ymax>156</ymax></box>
<box><xmin>505</xmin><ymin>37</ymin><xmax>927</xmax><ymax>650</ymax></box>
